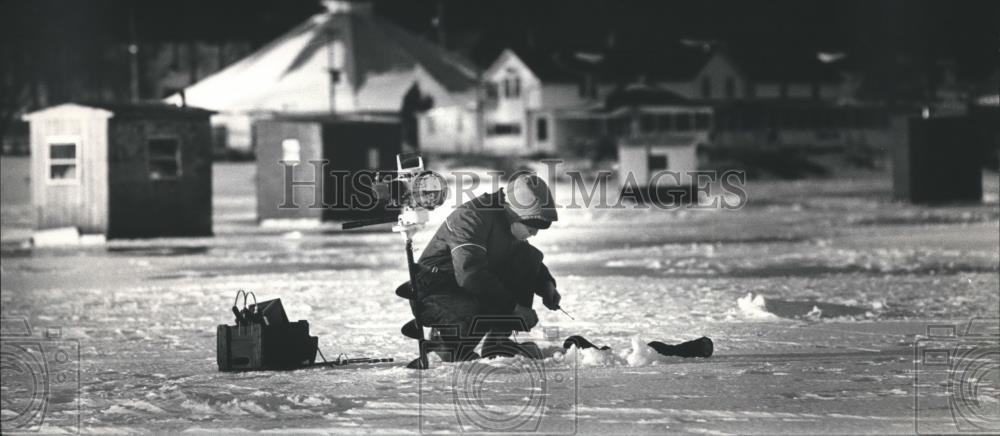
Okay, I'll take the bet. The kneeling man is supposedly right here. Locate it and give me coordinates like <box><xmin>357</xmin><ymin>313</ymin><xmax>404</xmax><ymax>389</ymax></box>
<box><xmin>406</xmin><ymin>174</ymin><xmax>561</xmax><ymax>360</ymax></box>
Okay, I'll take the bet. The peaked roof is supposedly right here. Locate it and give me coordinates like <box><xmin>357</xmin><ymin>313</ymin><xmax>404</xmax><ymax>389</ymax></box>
<box><xmin>503</xmin><ymin>44</ymin><xmax>716</xmax><ymax>84</ymax></box>
<box><xmin>166</xmin><ymin>3</ymin><xmax>478</xmax><ymax>112</ymax></box>
<box><xmin>611</xmin><ymin>43</ymin><xmax>842</xmax><ymax>83</ymax></box>
<box><xmin>604</xmin><ymin>83</ymin><xmax>702</xmax><ymax>109</ymax></box>
<box><xmin>725</xmin><ymin>49</ymin><xmax>842</xmax><ymax>83</ymax></box>
<box><xmin>25</xmin><ymin>102</ymin><xmax>213</xmax><ymax>120</ymax></box>
<box><xmin>613</xmin><ymin>46</ymin><xmax>715</xmax><ymax>82</ymax></box>
<box><xmin>285</xmin><ymin>7</ymin><xmax>479</xmax><ymax>92</ymax></box>
<box><xmin>511</xmin><ymin>49</ymin><xmax>604</xmax><ymax>82</ymax></box>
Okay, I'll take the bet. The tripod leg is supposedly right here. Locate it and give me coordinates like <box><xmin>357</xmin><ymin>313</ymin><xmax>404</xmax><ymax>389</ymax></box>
<box><xmin>405</xmin><ymin>238</ymin><xmax>430</xmax><ymax>370</ymax></box>
<box><xmin>406</xmin><ymin>340</ymin><xmax>431</xmax><ymax>369</ymax></box>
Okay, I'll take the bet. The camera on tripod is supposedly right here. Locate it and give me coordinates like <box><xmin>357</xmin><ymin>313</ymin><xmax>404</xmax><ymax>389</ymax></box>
<box><xmin>373</xmin><ymin>153</ymin><xmax>448</xmax><ymax>209</ymax></box>
<box><xmin>341</xmin><ymin>153</ymin><xmax>450</xmax><ymax>369</ymax></box>
<box><xmin>344</xmin><ymin>153</ymin><xmax>448</xmax><ymax>231</ymax></box>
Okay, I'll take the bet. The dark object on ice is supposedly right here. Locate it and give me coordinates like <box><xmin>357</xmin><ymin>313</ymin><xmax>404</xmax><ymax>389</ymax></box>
<box><xmin>647</xmin><ymin>337</ymin><xmax>714</xmax><ymax>358</ymax></box>
<box><xmin>218</xmin><ymin>290</ymin><xmax>318</xmax><ymax>371</ymax></box>
<box><xmin>310</xmin><ymin>348</ymin><xmax>394</xmax><ymax>368</ymax></box>
<box><xmin>761</xmin><ymin>297</ymin><xmax>867</xmax><ymax>319</ymax></box>
<box><xmin>314</xmin><ymin>356</ymin><xmax>395</xmax><ymax>367</ymax></box>
<box><xmin>563</xmin><ymin>335</ymin><xmax>611</xmax><ymax>350</ymax></box>
<box><xmin>216</xmin><ymin>321</ymin><xmax>318</xmax><ymax>371</ymax></box>
<box><xmin>563</xmin><ymin>335</ymin><xmax>714</xmax><ymax>358</ymax></box>
<box><xmin>248</xmin><ymin>298</ymin><xmax>290</xmax><ymax>327</ymax></box>
<box><xmin>893</xmin><ymin>116</ymin><xmax>983</xmax><ymax>204</ymax></box>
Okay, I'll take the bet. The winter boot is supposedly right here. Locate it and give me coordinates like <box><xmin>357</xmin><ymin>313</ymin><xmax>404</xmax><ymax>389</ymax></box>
<box><xmin>562</xmin><ymin>335</ymin><xmax>611</xmax><ymax>350</ymax></box>
<box><xmin>481</xmin><ymin>331</ymin><xmax>543</xmax><ymax>359</ymax></box>
<box><xmin>427</xmin><ymin>327</ymin><xmax>480</xmax><ymax>362</ymax></box>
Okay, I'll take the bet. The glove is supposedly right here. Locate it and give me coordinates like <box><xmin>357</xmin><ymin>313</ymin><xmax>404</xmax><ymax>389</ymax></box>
<box><xmin>512</xmin><ymin>305</ymin><xmax>539</xmax><ymax>331</ymax></box>
<box><xmin>540</xmin><ymin>285</ymin><xmax>561</xmax><ymax>311</ymax></box>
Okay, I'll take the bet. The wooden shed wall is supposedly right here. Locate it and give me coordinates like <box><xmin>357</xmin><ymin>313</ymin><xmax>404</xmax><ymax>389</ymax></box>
<box><xmin>107</xmin><ymin>116</ymin><xmax>213</xmax><ymax>238</ymax></box>
<box><xmin>29</xmin><ymin>111</ymin><xmax>110</xmax><ymax>233</ymax></box>
<box><xmin>321</xmin><ymin>121</ymin><xmax>401</xmax><ymax>221</ymax></box>
<box><xmin>255</xmin><ymin>121</ymin><xmax>324</xmax><ymax>221</ymax></box>
<box><xmin>895</xmin><ymin>116</ymin><xmax>982</xmax><ymax>204</ymax></box>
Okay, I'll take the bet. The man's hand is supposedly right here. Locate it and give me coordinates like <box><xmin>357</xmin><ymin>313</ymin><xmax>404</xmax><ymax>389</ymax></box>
<box><xmin>513</xmin><ymin>304</ymin><xmax>538</xmax><ymax>330</ymax></box>
<box><xmin>540</xmin><ymin>286</ymin><xmax>562</xmax><ymax>311</ymax></box>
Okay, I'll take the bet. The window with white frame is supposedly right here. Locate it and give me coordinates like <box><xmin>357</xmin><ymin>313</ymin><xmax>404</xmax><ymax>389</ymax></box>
<box><xmin>503</xmin><ymin>70</ymin><xmax>521</xmax><ymax>99</ymax></box>
<box><xmin>648</xmin><ymin>153</ymin><xmax>669</xmax><ymax>171</ymax></box>
<box><xmin>47</xmin><ymin>136</ymin><xmax>80</xmax><ymax>183</ymax></box>
<box><xmin>536</xmin><ymin>117</ymin><xmax>548</xmax><ymax>141</ymax></box>
<box><xmin>281</xmin><ymin>139</ymin><xmax>301</xmax><ymax>165</ymax></box>
<box><xmin>148</xmin><ymin>137</ymin><xmax>181</xmax><ymax>180</ymax></box>
<box><xmin>486</xmin><ymin>122</ymin><xmax>521</xmax><ymax>136</ymax></box>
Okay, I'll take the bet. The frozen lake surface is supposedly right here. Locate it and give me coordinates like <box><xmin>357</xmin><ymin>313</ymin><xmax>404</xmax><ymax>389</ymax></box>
<box><xmin>2</xmin><ymin>161</ymin><xmax>998</xmax><ymax>434</ymax></box>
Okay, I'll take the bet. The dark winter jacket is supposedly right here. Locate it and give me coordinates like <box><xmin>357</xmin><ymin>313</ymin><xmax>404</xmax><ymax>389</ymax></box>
<box><xmin>417</xmin><ymin>190</ymin><xmax>554</xmax><ymax>311</ymax></box>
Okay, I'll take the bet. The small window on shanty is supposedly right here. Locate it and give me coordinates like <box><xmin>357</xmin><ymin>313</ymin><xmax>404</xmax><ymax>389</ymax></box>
<box><xmin>148</xmin><ymin>138</ymin><xmax>181</xmax><ymax>180</ymax></box>
<box><xmin>281</xmin><ymin>139</ymin><xmax>301</xmax><ymax>165</ymax></box>
<box><xmin>726</xmin><ymin>77</ymin><xmax>736</xmax><ymax>99</ymax></box>
<box><xmin>701</xmin><ymin>77</ymin><xmax>712</xmax><ymax>98</ymax></box>
<box><xmin>536</xmin><ymin>117</ymin><xmax>549</xmax><ymax>141</ymax></box>
<box><xmin>367</xmin><ymin>147</ymin><xmax>380</xmax><ymax>169</ymax></box>
<box><xmin>47</xmin><ymin>137</ymin><xmax>79</xmax><ymax>183</ymax></box>
<box><xmin>648</xmin><ymin>153</ymin><xmax>669</xmax><ymax>171</ymax></box>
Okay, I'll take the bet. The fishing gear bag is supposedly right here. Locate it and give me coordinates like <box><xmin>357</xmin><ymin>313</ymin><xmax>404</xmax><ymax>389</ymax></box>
<box><xmin>216</xmin><ymin>290</ymin><xmax>318</xmax><ymax>371</ymax></box>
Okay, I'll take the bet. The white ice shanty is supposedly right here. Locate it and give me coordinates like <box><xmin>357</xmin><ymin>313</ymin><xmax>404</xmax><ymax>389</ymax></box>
<box><xmin>608</xmin><ymin>84</ymin><xmax>713</xmax><ymax>190</ymax></box>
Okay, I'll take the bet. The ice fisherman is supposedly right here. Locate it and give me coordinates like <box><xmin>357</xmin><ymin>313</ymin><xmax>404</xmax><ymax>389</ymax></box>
<box><xmin>401</xmin><ymin>174</ymin><xmax>560</xmax><ymax>361</ymax></box>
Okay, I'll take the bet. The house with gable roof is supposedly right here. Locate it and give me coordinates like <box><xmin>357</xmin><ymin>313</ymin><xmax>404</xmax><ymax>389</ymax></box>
<box><xmin>627</xmin><ymin>42</ymin><xmax>844</xmax><ymax>102</ymax></box>
<box><xmin>421</xmin><ymin>48</ymin><xmax>620</xmax><ymax>156</ymax></box>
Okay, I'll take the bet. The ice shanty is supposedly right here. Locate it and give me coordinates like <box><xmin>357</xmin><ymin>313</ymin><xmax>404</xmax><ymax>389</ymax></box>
<box><xmin>24</xmin><ymin>102</ymin><xmax>214</xmax><ymax>238</ymax></box>
<box><xmin>892</xmin><ymin>116</ymin><xmax>984</xmax><ymax>204</ymax></box>
<box><xmin>254</xmin><ymin>114</ymin><xmax>402</xmax><ymax>222</ymax></box>
<box><xmin>607</xmin><ymin>84</ymin><xmax>712</xmax><ymax>195</ymax></box>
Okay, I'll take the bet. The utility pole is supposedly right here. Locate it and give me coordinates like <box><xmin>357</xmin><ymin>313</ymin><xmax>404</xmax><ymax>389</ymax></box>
<box><xmin>128</xmin><ymin>5</ymin><xmax>140</xmax><ymax>102</ymax></box>
<box><xmin>434</xmin><ymin>0</ymin><xmax>446</xmax><ymax>48</ymax></box>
